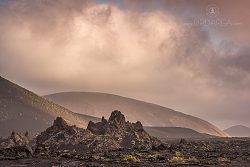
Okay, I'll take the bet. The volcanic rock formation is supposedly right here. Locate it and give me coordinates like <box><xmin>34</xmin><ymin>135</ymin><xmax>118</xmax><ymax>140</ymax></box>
<box><xmin>0</xmin><ymin>132</ymin><xmax>30</xmax><ymax>149</ymax></box>
<box><xmin>36</xmin><ymin>111</ymin><xmax>161</xmax><ymax>154</ymax></box>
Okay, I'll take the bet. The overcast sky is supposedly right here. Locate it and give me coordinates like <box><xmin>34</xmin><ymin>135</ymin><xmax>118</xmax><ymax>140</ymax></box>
<box><xmin>0</xmin><ymin>0</ymin><xmax>250</xmax><ymax>129</ymax></box>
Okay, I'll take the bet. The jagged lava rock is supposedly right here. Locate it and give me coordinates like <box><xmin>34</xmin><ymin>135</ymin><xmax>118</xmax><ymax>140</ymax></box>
<box><xmin>87</xmin><ymin>110</ymin><xmax>161</xmax><ymax>149</ymax></box>
<box><xmin>87</xmin><ymin>111</ymin><xmax>143</xmax><ymax>135</ymax></box>
<box><xmin>0</xmin><ymin>132</ymin><xmax>32</xmax><ymax>160</ymax></box>
<box><xmin>0</xmin><ymin>131</ymin><xmax>30</xmax><ymax>149</ymax></box>
<box><xmin>35</xmin><ymin>111</ymin><xmax>161</xmax><ymax>154</ymax></box>
<box><xmin>36</xmin><ymin>117</ymin><xmax>92</xmax><ymax>146</ymax></box>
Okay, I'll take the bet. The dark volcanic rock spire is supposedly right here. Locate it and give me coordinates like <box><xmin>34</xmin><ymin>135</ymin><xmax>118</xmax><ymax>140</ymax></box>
<box><xmin>53</xmin><ymin>117</ymin><xmax>68</xmax><ymax>129</ymax></box>
<box><xmin>36</xmin><ymin>117</ymin><xmax>89</xmax><ymax>147</ymax></box>
<box><xmin>108</xmin><ymin>110</ymin><xmax>126</xmax><ymax>126</ymax></box>
<box><xmin>86</xmin><ymin>110</ymin><xmax>161</xmax><ymax>149</ymax></box>
<box><xmin>87</xmin><ymin>110</ymin><xmax>128</xmax><ymax>135</ymax></box>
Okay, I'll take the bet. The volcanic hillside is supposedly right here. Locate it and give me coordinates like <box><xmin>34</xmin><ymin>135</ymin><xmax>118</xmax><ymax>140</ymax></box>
<box><xmin>0</xmin><ymin>76</ymin><xmax>97</xmax><ymax>137</ymax></box>
<box><xmin>45</xmin><ymin>92</ymin><xmax>228</xmax><ymax>137</ymax></box>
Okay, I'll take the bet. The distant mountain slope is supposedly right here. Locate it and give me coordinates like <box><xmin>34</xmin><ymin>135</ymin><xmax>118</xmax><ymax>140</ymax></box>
<box><xmin>224</xmin><ymin>125</ymin><xmax>250</xmax><ymax>137</ymax></box>
<box><xmin>0</xmin><ymin>76</ymin><xmax>96</xmax><ymax>137</ymax></box>
<box><xmin>45</xmin><ymin>92</ymin><xmax>228</xmax><ymax>137</ymax></box>
<box><xmin>144</xmin><ymin>127</ymin><xmax>214</xmax><ymax>139</ymax></box>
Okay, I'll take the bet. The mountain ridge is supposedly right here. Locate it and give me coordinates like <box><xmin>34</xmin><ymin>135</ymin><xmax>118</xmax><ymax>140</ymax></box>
<box><xmin>45</xmin><ymin>92</ymin><xmax>228</xmax><ymax>137</ymax></box>
<box><xmin>224</xmin><ymin>125</ymin><xmax>250</xmax><ymax>137</ymax></box>
<box><xmin>0</xmin><ymin>76</ymin><xmax>96</xmax><ymax>137</ymax></box>
<box><xmin>0</xmin><ymin>75</ymin><xmax>228</xmax><ymax>137</ymax></box>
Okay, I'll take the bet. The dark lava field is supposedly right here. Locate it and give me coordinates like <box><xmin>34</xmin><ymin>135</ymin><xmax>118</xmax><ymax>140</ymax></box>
<box><xmin>0</xmin><ymin>111</ymin><xmax>249</xmax><ymax>167</ymax></box>
<box><xmin>1</xmin><ymin>138</ymin><xmax>250</xmax><ymax>167</ymax></box>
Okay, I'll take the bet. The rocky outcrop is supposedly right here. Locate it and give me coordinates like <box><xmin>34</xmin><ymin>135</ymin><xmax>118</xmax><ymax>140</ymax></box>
<box><xmin>87</xmin><ymin>110</ymin><xmax>160</xmax><ymax>149</ymax></box>
<box><xmin>35</xmin><ymin>111</ymin><xmax>161</xmax><ymax>154</ymax></box>
<box><xmin>0</xmin><ymin>132</ymin><xmax>30</xmax><ymax>149</ymax></box>
<box><xmin>0</xmin><ymin>111</ymin><xmax>161</xmax><ymax>159</ymax></box>
<box><xmin>36</xmin><ymin>117</ymin><xmax>93</xmax><ymax>149</ymax></box>
<box><xmin>0</xmin><ymin>132</ymin><xmax>32</xmax><ymax>160</ymax></box>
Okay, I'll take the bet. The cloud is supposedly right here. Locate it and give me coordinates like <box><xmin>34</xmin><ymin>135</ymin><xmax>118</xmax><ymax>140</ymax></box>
<box><xmin>0</xmin><ymin>0</ymin><xmax>249</xmax><ymax>128</ymax></box>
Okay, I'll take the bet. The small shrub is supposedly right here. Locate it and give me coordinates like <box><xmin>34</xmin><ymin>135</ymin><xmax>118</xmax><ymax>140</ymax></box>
<box><xmin>175</xmin><ymin>151</ymin><xmax>183</xmax><ymax>157</ymax></box>
<box><xmin>123</xmin><ymin>155</ymin><xmax>141</xmax><ymax>163</ymax></box>
<box><xmin>218</xmin><ymin>157</ymin><xmax>231</xmax><ymax>163</ymax></box>
<box><xmin>169</xmin><ymin>156</ymin><xmax>186</xmax><ymax>164</ymax></box>
<box><xmin>92</xmin><ymin>155</ymin><xmax>105</xmax><ymax>161</ymax></box>
<box><xmin>168</xmin><ymin>151</ymin><xmax>187</xmax><ymax>164</ymax></box>
<box><xmin>147</xmin><ymin>153</ymin><xmax>160</xmax><ymax>159</ymax></box>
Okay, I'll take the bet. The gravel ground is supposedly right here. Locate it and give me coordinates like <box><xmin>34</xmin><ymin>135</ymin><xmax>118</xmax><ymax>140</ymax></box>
<box><xmin>0</xmin><ymin>138</ymin><xmax>249</xmax><ymax>167</ymax></box>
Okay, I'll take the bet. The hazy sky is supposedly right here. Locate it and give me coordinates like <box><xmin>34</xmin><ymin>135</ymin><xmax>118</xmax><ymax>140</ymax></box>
<box><xmin>0</xmin><ymin>0</ymin><xmax>250</xmax><ymax>129</ymax></box>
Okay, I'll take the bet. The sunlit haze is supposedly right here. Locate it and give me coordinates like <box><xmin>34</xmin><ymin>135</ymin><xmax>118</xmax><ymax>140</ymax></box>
<box><xmin>0</xmin><ymin>0</ymin><xmax>250</xmax><ymax>129</ymax></box>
